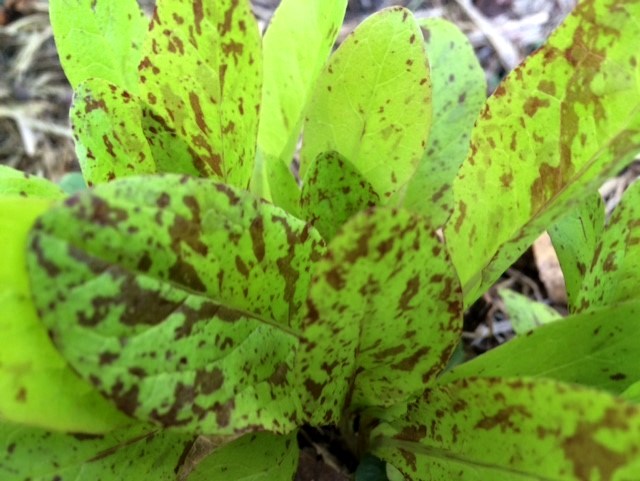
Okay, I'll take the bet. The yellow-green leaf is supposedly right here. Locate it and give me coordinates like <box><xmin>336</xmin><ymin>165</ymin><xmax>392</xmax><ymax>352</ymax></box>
<box><xmin>499</xmin><ymin>288</ymin><xmax>562</xmax><ymax>335</ymax></box>
<box><xmin>0</xmin><ymin>166</ymin><xmax>65</xmax><ymax>199</ymax></box>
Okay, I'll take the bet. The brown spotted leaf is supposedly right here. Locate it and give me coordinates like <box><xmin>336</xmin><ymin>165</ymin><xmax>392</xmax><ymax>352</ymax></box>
<box><xmin>26</xmin><ymin>175</ymin><xmax>326</xmax><ymax>434</ymax></box>
<box><xmin>296</xmin><ymin>207</ymin><xmax>462</xmax><ymax>423</ymax></box>
<box><xmin>372</xmin><ymin>377</ymin><xmax>640</xmax><ymax>481</ymax></box>
<box><xmin>138</xmin><ymin>0</ymin><xmax>261</xmax><ymax>188</ymax></box>
<box><xmin>445</xmin><ymin>0</ymin><xmax>640</xmax><ymax>305</ymax></box>
<box><xmin>0</xmin><ymin>166</ymin><xmax>65</xmax><ymax>199</ymax></box>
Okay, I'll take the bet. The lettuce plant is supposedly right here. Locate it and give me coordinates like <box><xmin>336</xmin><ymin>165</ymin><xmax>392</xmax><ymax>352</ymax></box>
<box><xmin>2</xmin><ymin>0</ymin><xmax>640</xmax><ymax>479</ymax></box>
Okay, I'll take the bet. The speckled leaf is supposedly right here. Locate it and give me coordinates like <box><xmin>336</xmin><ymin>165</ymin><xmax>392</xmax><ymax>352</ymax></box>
<box><xmin>549</xmin><ymin>193</ymin><xmax>605</xmax><ymax>312</ymax></box>
<box><xmin>26</xmin><ymin>175</ymin><xmax>326</xmax><ymax>434</ymax></box>
<box><xmin>138</xmin><ymin>0</ymin><xmax>261</xmax><ymax>187</ymax></box>
<box><xmin>300</xmin><ymin>151</ymin><xmax>380</xmax><ymax>241</ymax></box>
<box><xmin>499</xmin><ymin>288</ymin><xmax>562</xmax><ymax>335</ymax></box>
<box><xmin>372</xmin><ymin>377</ymin><xmax>640</xmax><ymax>481</ymax></box>
<box><xmin>300</xmin><ymin>7</ymin><xmax>432</xmax><ymax>199</ymax></box>
<box><xmin>438</xmin><ymin>300</ymin><xmax>640</xmax><ymax>394</ymax></box>
<box><xmin>50</xmin><ymin>0</ymin><xmax>147</xmax><ymax>92</ymax></box>
<box><xmin>0</xmin><ymin>166</ymin><xmax>64</xmax><ymax>199</ymax></box>
<box><xmin>257</xmin><ymin>0</ymin><xmax>347</xmax><ymax>173</ymax></box>
<box><xmin>445</xmin><ymin>0</ymin><xmax>640</xmax><ymax>305</ymax></box>
<box><xmin>296</xmin><ymin>207</ymin><xmax>462</xmax><ymax>422</ymax></box>
<box><xmin>0</xmin><ymin>197</ymin><xmax>128</xmax><ymax>433</ymax></box>
<box><xmin>187</xmin><ymin>431</ymin><xmax>298</xmax><ymax>481</ymax></box>
<box><xmin>71</xmin><ymin>79</ymin><xmax>156</xmax><ymax>185</ymax></box>
<box><xmin>396</xmin><ymin>18</ymin><xmax>485</xmax><ymax>226</ymax></box>
<box><xmin>0</xmin><ymin>421</ymin><xmax>194</xmax><ymax>480</ymax></box>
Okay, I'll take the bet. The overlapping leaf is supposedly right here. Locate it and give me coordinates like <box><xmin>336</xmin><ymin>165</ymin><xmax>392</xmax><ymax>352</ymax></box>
<box><xmin>138</xmin><ymin>0</ymin><xmax>261</xmax><ymax>187</ymax></box>
<box><xmin>26</xmin><ymin>175</ymin><xmax>326</xmax><ymax>434</ymax></box>
<box><xmin>50</xmin><ymin>0</ymin><xmax>148</xmax><ymax>92</ymax></box>
<box><xmin>499</xmin><ymin>288</ymin><xmax>561</xmax><ymax>335</ymax></box>
<box><xmin>0</xmin><ymin>166</ymin><xmax>64</xmax><ymax>199</ymax></box>
<box><xmin>372</xmin><ymin>377</ymin><xmax>640</xmax><ymax>480</ymax></box>
<box><xmin>445</xmin><ymin>0</ymin><xmax>640</xmax><ymax>305</ymax></box>
<box><xmin>296</xmin><ymin>207</ymin><xmax>462</xmax><ymax>423</ymax></box>
<box><xmin>300</xmin><ymin>7</ymin><xmax>432</xmax><ymax>199</ymax></box>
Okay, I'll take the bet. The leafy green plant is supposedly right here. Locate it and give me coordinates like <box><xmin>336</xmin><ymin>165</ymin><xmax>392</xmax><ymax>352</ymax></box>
<box><xmin>2</xmin><ymin>0</ymin><xmax>640</xmax><ymax>479</ymax></box>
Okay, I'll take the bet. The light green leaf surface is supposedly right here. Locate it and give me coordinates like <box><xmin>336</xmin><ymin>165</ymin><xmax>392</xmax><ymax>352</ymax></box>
<box><xmin>300</xmin><ymin>151</ymin><xmax>380</xmax><ymax>241</ymax></box>
<box><xmin>445</xmin><ymin>0</ymin><xmax>640</xmax><ymax>306</ymax></box>
<box><xmin>26</xmin><ymin>175</ymin><xmax>326</xmax><ymax>434</ymax></box>
<box><xmin>138</xmin><ymin>0</ymin><xmax>261</xmax><ymax>187</ymax></box>
<box><xmin>622</xmin><ymin>380</ymin><xmax>640</xmax><ymax>404</ymax></box>
<box><xmin>50</xmin><ymin>0</ymin><xmax>147</xmax><ymax>92</ymax></box>
<box><xmin>0</xmin><ymin>166</ymin><xmax>65</xmax><ymax>199</ymax></box>
<box><xmin>300</xmin><ymin>7</ymin><xmax>432</xmax><ymax>199</ymax></box>
<box><xmin>438</xmin><ymin>300</ymin><xmax>640</xmax><ymax>394</ymax></box>
<box><xmin>0</xmin><ymin>421</ymin><xmax>194</xmax><ymax>480</ymax></box>
<box><xmin>397</xmin><ymin>18</ymin><xmax>485</xmax><ymax>226</ymax></box>
<box><xmin>71</xmin><ymin>79</ymin><xmax>156</xmax><ymax>185</ymax></box>
<box><xmin>297</xmin><ymin>207</ymin><xmax>462</xmax><ymax>423</ymax></box>
<box><xmin>58</xmin><ymin>172</ymin><xmax>87</xmax><ymax>195</ymax></box>
<box><xmin>499</xmin><ymin>288</ymin><xmax>561</xmax><ymax>335</ymax></box>
<box><xmin>0</xmin><ymin>197</ymin><xmax>128</xmax><ymax>433</ymax></box>
<box><xmin>372</xmin><ymin>377</ymin><xmax>640</xmax><ymax>481</ymax></box>
<box><xmin>187</xmin><ymin>431</ymin><xmax>298</xmax><ymax>481</ymax></box>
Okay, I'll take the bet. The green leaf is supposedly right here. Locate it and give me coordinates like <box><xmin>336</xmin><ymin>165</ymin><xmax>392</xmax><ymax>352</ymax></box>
<box><xmin>300</xmin><ymin>7</ymin><xmax>432</xmax><ymax>199</ymax></box>
<box><xmin>437</xmin><ymin>300</ymin><xmax>640</xmax><ymax>394</ymax></box>
<box><xmin>187</xmin><ymin>431</ymin><xmax>298</xmax><ymax>481</ymax></box>
<box><xmin>396</xmin><ymin>18</ymin><xmax>486</xmax><ymax>226</ymax></box>
<box><xmin>58</xmin><ymin>172</ymin><xmax>87</xmax><ymax>195</ymax></box>
<box><xmin>372</xmin><ymin>377</ymin><xmax>640</xmax><ymax>481</ymax></box>
<box><xmin>300</xmin><ymin>151</ymin><xmax>380</xmax><ymax>241</ymax></box>
<box><xmin>498</xmin><ymin>288</ymin><xmax>561</xmax><ymax>335</ymax></box>
<box><xmin>50</xmin><ymin>0</ymin><xmax>148</xmax><ymax>92</ymax></box>
<box><xmin>548</xmin><ymin>193</ymin><xmax>605</xmax><ymax>312</ymax></box>
<box><xmin>252</xmin><ymin>150</ymin><xmax>302</xmax><ymax>218</ymax></box>
<box><xmin>445</xmin><ymin>0</ymin><xmax>640</xmax><ymax>305</ymax></box>
<box><xmin>0</xmin><ymin>197</ymin><xmax>128</xmax><ymax>433</ymax></box>
<box><xmin>138</xmin><ymin>0</ymin><xmax>261</xmax><ymax>187</ymax></box>
<box><xmin>622</xmin><ymin>380</ymin><xmax>640</xmax><ymax>404</ymax></box>
<box><xmin>296</xmin><ymin>207</ymin><xmax>462</xmax><ymax>423</ymax></box>
<box><xmin>0</xmin><ymin>421</ymin><xmax>194</xmax><ymax>480</ymax></box>
<box><xmin>71</xmin><ymin>79</ymin><xmax>156</xmax><ymax>185</ymax></box>
<box><xmin>26</xmin><ymin>174</ymin><xmax>326</xmax><ymax>434</ymax></box>
<box><xmin>0</xmin><ymin>166</ymin><xmax>65</xmax><ymax>199</ymax></box>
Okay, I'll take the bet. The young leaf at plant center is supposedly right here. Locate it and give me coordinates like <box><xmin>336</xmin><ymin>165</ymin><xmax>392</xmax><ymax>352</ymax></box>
<box><xmin>50</xmin><ymin>0</ymin><xmax>148</xmax><ymax>93</ymax></box>
<box><xmin>71</xmin><ymin>79</ymin><xmax>156</xmax><ymax>186</ymax></box>
<box><xmin>185</xmin><ymin>431</ymin><xmax>298</xmax><ymax>481</ymax></box>
<box><xmin>0</xmin><ymin>166</ymin><xmax>65</xmax><ymax>199</ymax></box>
<box><xmin>138</xmin><ymin>0</ymin><xmax>261</xmax><ymax>188</ymax></box>
<box><xmin>498</xmin><ymin>288</ymin><xmax>561</xmax><ymax>335</ymax></box>
<box><xmin>26</xmin><ymin>174</ymin><xmax>326</xmax><ymax>434</ymax></box>
<box><xmin>394</xmin><ymin>18</ymin><xmax>485</xmax><ymax>227</ymax></box>
<box><xmin>0</xmin><ymin>421</ymin><xmax>195</xmax><ymax>480</ymax></box>
<box><xmin>371</xmin><ymin>377</ymin><xmax>640</xmax><ymax>481</ymax></box>
<box><xmin>300</xmin><ymin>151</ymin><xmax>380</xmax><ymax>241</ymax></box>
<box><xmin>257</xmin><ymin>0</ymin><xmax>347</xmax><ymax>197</ymax></box>
<box><xmin>548</xmin><ymin>193</ymin><xmax>605</xmax><ymax>312</ymax></box>
<box><xmin>252</xmin><ymin>150</ymin><xmax>302</xmax><ymax>218</ymax></box>
<box><xmin>437</xmin><ymin>300</ymin><xmax>640</xmax><ymax>394</ymax></box>
<box><xmin>300</xmin><ymin>7</ymin><xmax>432</xmax><ymax>199</ymax></box>
<box><xmin>445</xmin><ymin>0</ymin><xmax>640</xmax><ymax>306</ymax></box>
<box><xmin>296</xmin><ymin>207</ymin><xmax>462</xmax><ymax>423</ymax></box>
<box><xmin>0</xmin><ymin>197</ymin><xmax>128</xmax><ymax>433</ymax></box>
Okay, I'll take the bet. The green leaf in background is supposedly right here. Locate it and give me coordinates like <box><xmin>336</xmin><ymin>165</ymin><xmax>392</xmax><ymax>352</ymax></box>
<box><xmin>26</xmin><ymin>175</ymin><xmax>326</xmax><ymax>434</ymax></box>
<box><xmin>58</xmin><ymin>172</ymin><xmax>87</xmax><ymax>195</ymax></box>
<box><xmin>71</xmin><ymin>79</ymin><xmax>156</xmax><ymax>185</ymax></box>
<box><xmin>0</xmin><ymin>197</ymin><xmax>128</xmax><ymax>433</ymax></box>
<box><xmin>396</xmin><ymin>18</ymin><xmax>486</xmax><ymax>226</ymax></box>
<box><xmin>297</xmin><ymin>207</ymin><xmax>462</xmax><ymax>423</ymax></box>
<box><xmin>445</xmin><ymin>0</ymin><xmax>640</xmax><ymax>306</ymax></box>
<box><xmin>622</xmin><ymin>380</ymin><xmax>640</xmax><ymax>404</ymax></box>
<box><xmin>498</xmin><ymin>288</ymin><xmax>561</xmax><ymax>335</ymax></box>
<box><xmin>50</xmin><ymin>0</ymin><xmax>148</xmax><ymax>92</ymax></box>
<box><xmin>186</xmin><ymin>431</ymin><xmax>298</xmax><ymax>481</ymax></box>
<box><xmin>372</xmin><ymin>377</ymin><xmax>640</xmax><ymax>481</ymax></box>
<box><xmin>548</xmin><ymin>192</ymin><xmax>605</xmax><ymax>312</ymax></box>
<box><xmin>0</xmin><ymin>421</ymin><xmax>194</xmax><ymax>480</ymax></box>
<box><xmin>138</xmin><ymin>0</ymin><xmax>261</xmax><ymax>188</ymax></box>
<box><xmin>438</xmin><ymin>300</ymin><xmax>640</xmax><ymax>394</ymax></box>
<box><xmin>300</xmin><ymin>7</ymin><xmax>432</xmax><ymax>199</ymax></box>
<box><xmin>257</xmin><ymin>0</ymin><xmax>347</xmax><ymax>192</ymax></box>
<box><xmin>0</xmin><ymin>165</ymin><xmax>65</xmax><ymax>199</ymax></box>
<box><xmin>300</xmin><ymin>151</ymin><xmax>380</xmax><ymax>241</ymax></box>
